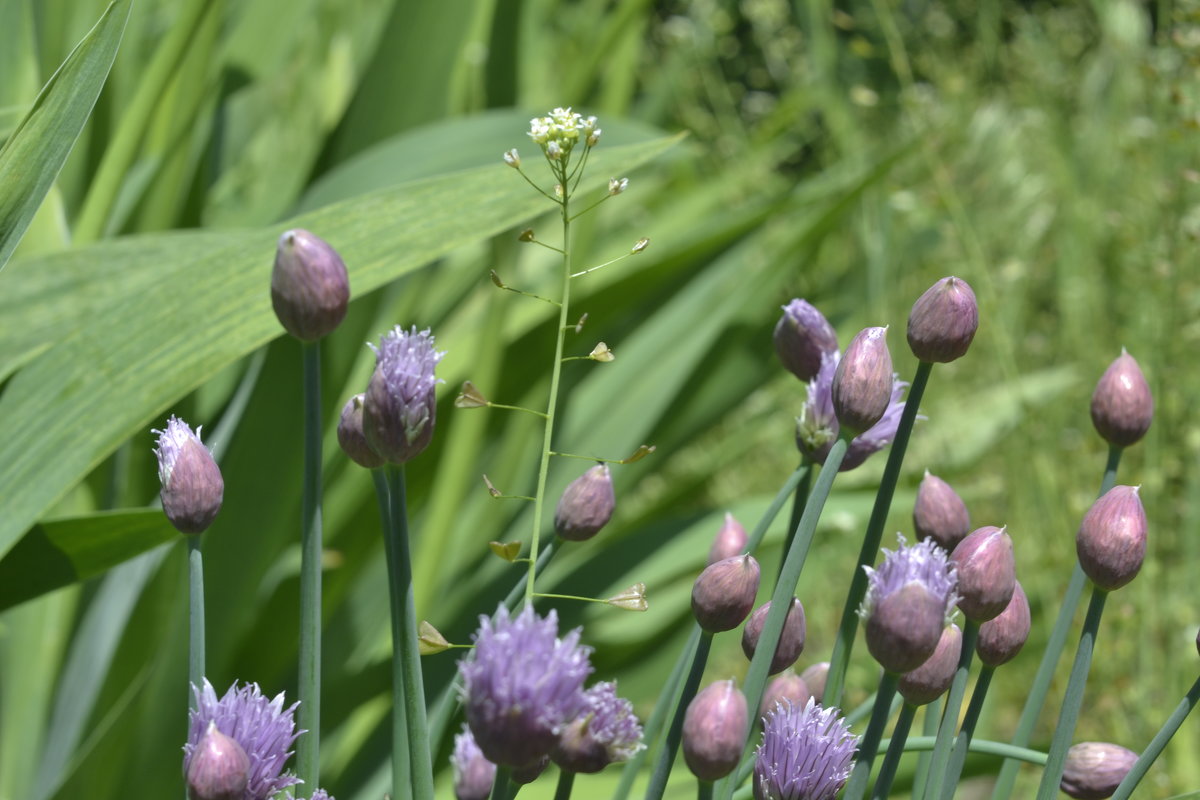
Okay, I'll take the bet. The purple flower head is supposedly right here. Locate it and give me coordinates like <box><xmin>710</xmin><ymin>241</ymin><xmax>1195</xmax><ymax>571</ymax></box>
<box><xmin>363</xmin><ymin>326</ymin><xmax>446</xmax><ymax>464</ymax></box>
<box><xmin>183</xmin><ymin>680</ymin><xmax>302</xmax><ymax>800</ymax></box>
<box><xmin>774</xmin><ymin>299</ymin><xmax>839</xmax><ymax>382</ymax></box>
<box><xmin>795</xmin><ymin>353</ymin><xmax>909</xmax><ymax>472</ymax></box>
<box><xmin>552</xmin><ymin>681</ymin><xmax>645</xmax><ymax>773</ymax></box>
<box><xmin>753</xmin><ymin>698</ymin><xmax>859</xmax><ymax>800</ymax></box>
<box><xmin>458</xmin><ymin>604</ymin><xmax>593</xmax><ymax>769</ymax></box>
<box><xmin>452</xmin><ymin>725</ymin><xmax>496</xmax><ymax>800</ymax></box>
<box><xmin>153</xmin><ymin>416</ymin><xmax>224</xmax><ymax>534</ymax></box>
<box><xmin>283</xmin><ymin>791</ymin><xmax>333</xmax><ymax>800</ymax></box>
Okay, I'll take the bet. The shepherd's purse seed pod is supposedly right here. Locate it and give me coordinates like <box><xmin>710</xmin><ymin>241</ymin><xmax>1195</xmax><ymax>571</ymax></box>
<box><xmin>554</xmin><ymin>464</ymin><xmax>616</xmax><ymax>541</ymax></box>
<box><xmin>1077</xmin><ymin>485</ymin><xmax>1146</xmax><ymax>592</ymax></box>
<box><xmin>1091</xmin><ymin>350</ymin><xmax>1153</xmax><ymax>449</ymax></box>
<box><xmin>692</xmin><ymin>555</ymin><xmax>760</xmax><ymax>633</ymax></box>
<box><xmin>832</xmin><ymin>326</ymin><xmax>893</xmax><ymax>435</ymax></box>
<box><xmin>906</xmin><ymin>276</ymin><xmax>978</xmax><ymax>363</ymax></box>
<box><xmin>271</xmin><ymin>229</ymin><xmax>350</xmax><ymax>341</ymax></box>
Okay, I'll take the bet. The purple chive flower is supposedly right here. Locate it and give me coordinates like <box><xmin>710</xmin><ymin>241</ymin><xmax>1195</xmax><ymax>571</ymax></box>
<box><xmin>795</xmin><ymin>352</ymin><xmax>909</xmax><ymax>472</ymax></box>
<box><xmin>859</xmin><ymin>536</ymin><xmax>959</xmax><ymax>673</ymax></box>
<box><xmin>183</xmin><ymin>680</ymin><xmax>302</xmax><ymax>800</ymax></box>
<box><xmin>774</xmin><ymin>299</ymin><xmax>839</xmax><ymax>382</ymax></box>
<box><xmin>154</xmin><ymin>416</ymin><xmax>224</xmax><ymax>534</ymax></box>
<box><xmin>362</xmin><ymin>326</ymin><xmax>445</xmax><ymax>464</ymax></box>
<box><xmin>458</xmin><ymin>605</ymin><xmax>593</xmax><ymax>769</ymax></box>
<box><xmin>752</xmin><ymin>698</ymin><xmax>859</xmax><ymax>800</ymax></box>
<box><xmin>451</xmin><ymin>725</ymin><xmax>496</xmax><ymax>800</ymax></box>
<box><xmin>552</xmin><ymin>681</ymin><xmax>644</xmax><ymax>773</ymax></box>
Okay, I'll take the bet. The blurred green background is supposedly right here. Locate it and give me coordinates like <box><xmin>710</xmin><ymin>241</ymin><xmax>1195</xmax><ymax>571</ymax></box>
<box><xmin>1</xmin><ymin>0</ymin><xmax>1199</xmax><ymax>797</ymax></box>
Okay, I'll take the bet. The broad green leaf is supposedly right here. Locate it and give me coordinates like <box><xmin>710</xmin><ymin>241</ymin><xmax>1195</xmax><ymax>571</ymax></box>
<box><xmin>0</xmin><ymin>0</ymin><xmax>131</xmax><ymax>271</ymax></box>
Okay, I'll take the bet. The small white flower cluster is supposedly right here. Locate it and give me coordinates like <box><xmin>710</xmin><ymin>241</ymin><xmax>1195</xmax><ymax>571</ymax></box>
<box><xmin>527</xmin><ymin>107</ymin><xmax>600</xmax><ymax>153</ymax></box>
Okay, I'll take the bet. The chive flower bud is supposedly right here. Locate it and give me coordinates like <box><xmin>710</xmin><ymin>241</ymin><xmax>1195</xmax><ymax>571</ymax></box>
<box><xmin>976</xmin><ymin>579</ymin><xmax>1031</xmax><ymax>667</ymax></box>
<box><xmin>186</xmin><ymin>722</ymin><xmax>250</xmax><ymax>800</ymax></box>
<box><xmin>153</xmin><ymin>417</ymin><xmax>224</xmax><ymax>534</ymax></box>
<box><xmin>363</xmin><ymin>326</ymin><xmax>445</xmax><ymax>465</ymax></box>
<box><xmin>913</xmin><ymin>471</ymin><xmax>971</xmax><ymax>550</ymax></box>
<box><xmin>554</xmin><ymin>464</ymin><xmax>616</xmax><ymax>541</ymax></box>
<box><xmin>708</xmin><ymin>512</ymin><xmax>748</xmax><ymax>565</ymax></box>
<box><xmin>452</xmin><ymin>725</ymin><xmax>496</xmax><ymax>800</ymax></box>
<box><xmin>832</xmin><ymin>326</ymin><xmax>894</xmax><ymax>435</ymax></box>
<box><xmin>511</xmin><ymin>756</ymin><xmax>549</xmax><ymax>785</ymax></box>
<box><xmin>551</xmin><ymin>681</ymin><xmax>644</xmax><ymax>773</ymax></box>
<box><xmin>906</xmin><ymin>276</ymin><xmax>978</xmax><ymax>363</ymax></box>
<box><xmin>692</xmin><ymin>555</ymin><xmax>761</xmax><ymax>633</ymax></box>
<box><xmin>752</xmin><ymin>698</ymin><xmax>858</xmax><ymax>800</ymax></box>
<box><xmin>800</xmin><ymin>662</ymin><xmax>829</xmax><ymax>703</ymax></box>
<box><xmin>336</xmin><ymin>394</ymin><xmax>384</xmax><ymax>469</ymax></box>
<box><xmin>1090</xmin><ymin>350</ymin><xmax>1153</xmax><ymax>448</ymax></box>
<box><xmin>774</xmin><ymin>299</ymin><xmax>839</xmax><ymax>382</ymax></box>
<box><xmin>1077</xmin><ymin>485</ymin><xmax>1147</xmax><ymax>592</ymax></box>
<box><xmin>271</xmin><ymin>229</ymin><xmax>349</xmax><ymax>341</ymax></box>
<box><xmin>859</xmin><ymin>536</ymin><xmax>959</xmax><ymax>673</ymax></box>
<box><xmin>682</xmin><ymin>680</ymin><xmax>748</xmax><ymax>781</ymax></box>
<box><xmin>759</xmin><ymin>670</ymin><xmax>811</xmax><ymax>719</ymax></box>
<box><xmin>458</xmin><ymin>605</ymin><xmax>593</xmax><ymax>769</ymax></box>
<box><xmin>1060</xmin><ymin>742</ymin><xmax>1138</xmax><ymax>799</ymax></box>
<box><xmin>898</xmin><ymin>623</ymin><xmax>962</xmax><ymax>706</ymax></box>
<box><xmin>742</xmin><ymin>598</ymin><xmax>807</xmax><ymax>675</ymax></box>
<box><xmin>950</xmin><ymin>526</ymin><xmax>1015</xmax><ymax>622</ymax></box>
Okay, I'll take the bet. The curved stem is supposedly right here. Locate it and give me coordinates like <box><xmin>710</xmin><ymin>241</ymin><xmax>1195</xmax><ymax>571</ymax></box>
<box><xmin>187</xmin><ymin>535</ymin><xmax>204</xmax><ymax>707</ymax></box>
<box><xmin>845</xmin><ymin>671</ymin><xmax>901</xmax><ymax>800</ymax></box>
<box><xmin>871</xmin><ymin>702</ymin><xmax>917</xmax><ymax>800</ymax></box>
<box><xmin>824</xmin><ymin>361</ymin><xmax>933</xmax><ymax>710</ymax></box>
<box><xmin>296</xmin><ymin>342</ymin><xmax>323</xmax><ymax>796</ymax></box>
<box><xmin>1112</xmin><ymin>674</ymin><xmax>1200</xmax><ymax>799</ymax></box>
<box><xmin>877</xmin><ymin>736</ymin><xmax>1047</xmax><ymax>765</ymax></box>
<box><xmin>643</xmin><ymin>632</ymin><xmax>714</xmax><ymax>800</ymax></box>
<box><xmin>940</xmin><ymin>665</ymin><xmax>995</xmax><ymax>799</ymax></box>
<box><xmin>922</xmin><ymin>620</ymin><xmax>979</xmax><ymax>800</ymax></box>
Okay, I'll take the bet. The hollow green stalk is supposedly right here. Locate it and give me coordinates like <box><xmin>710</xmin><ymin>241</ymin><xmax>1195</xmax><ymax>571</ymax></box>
<box><xmin>824</xmin><ymin>361</ymin><xmax>932</xmax><ymax>710</ymax></box>
<box><xmin>844</xmin><ymin>671</ymin><xmax>901</xmax><ymax>800</ymax></box>
<box><xmin>1035</xmin><ymin>586</ymin><xmax>1109</xmax><ymax>799</ymax></box>
<box><xmin>939</xmin><ymin>665</ymin><xmax>995</xmax><ymax>799</ymax></box>
<box><xmin>490</xmin><ymin>766</ymin><xmax>512</xmax><ymax>800</ymax></box>
<box><xmin>991</xmin><ymin>445</ymin><xmax>1122</xmax><ymax>799</ymax></box>
<box><xmin>871</xmin><ymin>702</ymin><xmax>917</xmax><ymax>800</ymax></box>
<box><xmin>384</xmin><ymin>465</ymin><xmax>434</xmax><ymax>800</ymax></box>
<box><xmin>1111</xmin><ymin>674</ymin><xmax>1200</xmax><ymax>799</ymax></box>
<box><xmin>777</xmin><ymin>459</ymin><xmax>814</xmax><ymax>581</ymax></box>
<box><xmin>698</xmin><ymin>780</ymin><xmax>714</xmax><ymax>800</ymax></box>
<box><xmin>878</xmin><ymin>736</ymin><xmax>1047</xmax><ymax>765</ymax></box>
<box><xmin>912</xmin><ymin>697</ymin><xmax>941</xmax><ymax>799</ymax></box>
<box><xmin>921</xmin><ymin>620</ymin><xmax>979</xmax><ymax>800</ymax></box>
<box><xmin>296</xmin><ymin>341</ymin><xmax>323</xmax><ymax>796</ymax></box>
<box><xmin>643</xmin><ymin>631</ymin><xmax>714</xmax><ymax>800</ymax></box>
<box><xmin>186</xmin><ymin>536</ymin><xmax>204</xmax><ymax>710</ymax></box>
<box><xmin>554</xmin><ymin>771</ymin><xmax>576</xmax><ymax>800</ymax></box>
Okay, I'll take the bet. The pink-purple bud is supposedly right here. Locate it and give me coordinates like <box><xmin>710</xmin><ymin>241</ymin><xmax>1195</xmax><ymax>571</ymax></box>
<box><xmin>452</xmin><ymin>726</ymin><xmax>496</xmax><ymax>800</ymax></box>
<box><xmin>774</xmin><ymin>299</ymin><xmax>839</xmax><ymax>382</ymax></box>
<box><xmin>800</xmin><ymin>662</ymin><xmax>829</xmax><ymax>703</ymax></box>
<box><xmin>186</xmin><ymin>722</ymin><xmax>250</xmax><ymax>800</ymax></box>
<box><xmin>898</xmin><ymin>623</ymin><xmax>962</xmax><ymax>707</ymax></box>
<box><xmin>1090</xmin><ymin>351</ymin><xmax>1153</xmax><ymax>449</ymax></box>
<box><xmin>337</xmin><ymin>394</ymin><xmax>385</xmax><ymax>469</ymax></box>
<box><xmin>950</xmin><ymin>526</ymin><xmax>1015</xmax><ymax>622</ymax></box>
<box><xmin>913</xmin><ymin>471</ymin><xmax>971</xmax><ymax>550</ymax></box>
<box><xmin>153</xmin><ymin>417</ymin><xmax>224</xmax><ymax>534</ymax></box>
<box><xmin>708</xmin><ymin>512</ymin><xmax>748</xmax><ymax>565</ymax></box>
<box><xmin>1077</xmin><ymin>485</ymin><xmax>1147</xmax><ymax>592</ymax></box>
<box><xmin>1060</xmin><ymin>742</ymin><xmax>1138</xmax><ymax>799</ymax></box>
<box><xmin>511</xmin><ymin>756</ymin><xmax>549</xmax><ymax>785</ymax></box>
<box><xmin>832</xmin><ymin>326</ymin><xmax>893</xmax><ymax>435</ymax></box>
<box><xmin>363</xmin><ymin>326</ymin><xmax>444</xmax><ymax>464</ymax></box>
<box><xmin>271</xmin><ymin>229</ymin><xmax>349</xmax><ymax>341</ymax></box>
<box><xmin>976</xmin><ymin>580</ymin><xmax>1030</xmax><ymax>667</ymax></box>
<box><xmin>759</xmin><ymin>670</ymin><xmax>811</xmax><ymax>720</ymax></box>
<box><xmin>742</xmin><ymin>598</ymin><xmax>807</xmax><ymax>675</ymax></box>
<box><xmin>554</xmin><ymin>464</ymin><xmax>616</xmax><ymax>541</ymax></box>
<box><xmin>906</xmin><ymin>276</ymin><xmax>978</xmax><ymax>363</ymax></box>
<box><xmin>692</xmin><ymin>555</ymin><xmax>761</xmax><ymax>633</ymax></box>
<box><xmin>682</xmin><ymin>680</ymin><xmax>748</xmax><ymax>781</ymax></box>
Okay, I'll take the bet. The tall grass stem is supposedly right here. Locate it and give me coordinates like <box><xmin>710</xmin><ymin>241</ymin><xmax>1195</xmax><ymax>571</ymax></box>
<box><xmin>296</xmin><ymin>341</ymin><xmax>323</xmax><ymax>796</ymax></box>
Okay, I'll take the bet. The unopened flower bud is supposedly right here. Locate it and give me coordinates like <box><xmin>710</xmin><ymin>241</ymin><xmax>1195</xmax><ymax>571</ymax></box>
<box><xmin>511</xmin><ymin>756</ymin><xmax>549</xmax><ymax>785</ymax></box>
<box><xmin>832</xmin><ymin>326</ymin><xmax>893</xmax><ymax>434</ymax></box>
<box><xmin>906</xmin><ymin>276</ymin><xmax>978</xmax><ymax>363</ymax></box>
<box><xmin>271</xmin><ymin>229</ymin><xmax>349</xmax><ymax>341</ymax></box>
<box><xmin>546</xmin><ymin>141</ymin><xmax>562</xmax><ymax>160</ymax></box>
<box><xmin>587</xmin><ymin>129</ymin><xmax>601</xmax><ymax>147</ymax></box>
<box><xmin>742</xmin><ymin>598</ymin><xmax>807</xmax><ymax>675</ymax></box>
<box><xmin>1091</xmin><ymin>351</ymin><xmax>1153</xmax><ymax>449</ymax></box>
<box><xmin>153</xmin><ymin>417</ymin><xmax>224</xmax><ymax>534</ymax></box>
<box><xmin>707</xmin><ymin>512</ymin><xmax>748</xmax><ymax>565</ymax></box>
<box><xmin>913</xmin><ymin>471</ymin><xmax>971</xmax><ymax>550</ymax></box>
<box><xmin>682</xmin><ymin>680</ymin><xmax>748</xmax><ymax>781</ymax></box>
<box><xmin>800</xmin><ymin>662</ymin><xmax>829</xmax><ymax>703</ymax></box>
<box><xmin>1077</xmin><ymin>485</ymin><xmax>1147</xmax><ymax>592</ymax></box>
<box><xmin>186</xmin><ymin>722</ymin><xmax>250</xmax><ymax>800</ymax></box>
<box><xmin>692</xmin><ymin>555</ymin><xmax>761</xmax><ymax>633</ymax></box>
<box><xmin>363</xmin><ymin>326</ymin><xmax>445</xmax><ymax>465</ymax></box>
<box><xmin>551</xmin><ymin>682</ymin><xmax>643</xmax><ymax>774</ymax></box>
<box><xmin>503</xmin><ymin>148</ymin><xmax>520</xmax><ymax>168</ymax></box>
<box><xmin>773</xmin><ymin>299</ymin><xmax>839</xmax><ymax>382</ymax></box>
<box><xmin>609</xmin><ymin>177</ymin><xmax>628</xmax><ymax>195</ymax></box>
<box><xmin>976</xmin><ymin>580</ymin><xmax>1030</xmax><ymax>667</ymax></box>
<box><xmin>759</xmin><ymin>670</ymin><xmax>811</xmax><ymax>719</ymax></box>
<box><xmin>950</xmin><ymin>526</ymin><xmax>1015</xmax><ymax>622</ymax></box>
<box><xmin>452</xmin><ymin>726</ymin><xmax>496</xmax><ymax>800</ymax></box>
<box><xmin>554</xmin><ymin>464</ymin><xmax>615</xmax><ymax>541</ymax></box>
<box><xmin>337</xmin><ymin>394</ymin><xmax>384</xmax><ymax>469</ymax></box>
<box><xmin>899</xmin><ymin>623</ymin><xmax>962</xmax><ymax>706</ymax></box>
<box><xmin>1060</xmin><ymin>742</ymin><xmax>1137</xmax><ymax>799</ymax></box>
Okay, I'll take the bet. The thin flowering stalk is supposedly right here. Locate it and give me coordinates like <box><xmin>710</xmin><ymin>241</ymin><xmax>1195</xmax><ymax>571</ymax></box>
<box><xmin>870</xmin><ymin>702</ymin><xmax>918</xmax><ymax>800</ymax></box>
<box><xmin>990</xmin><ymin>445</ymin><xmax>1122</xmax><ymax>800</ymax></box>
<box><xmin>553</xmin><ymin>771</ymin><xmax>575</xmax><ymax>800</ymax></box>
<box><xmin>296</xmin><ymin>341</ymin><xmax>323</xmax><ymax>795</ymax></box>
<box><xmin>843</xmin><ymin>671</ymin><xmax>900</xmax><ymax>800</ymax></box>
<box><xmin>938</xmin><ymin>665</ymin><xmax>995</xmax><ymax>799</ymax></box>
<box><xmin>643</xmin><ymin>632</ymin><xmax>714</xmax><ymax>800</ymax></box>
<box><xmin>1111</xmin><ymin>674</ymin><xmax>1200</xmax><ymax>799</ymax></box>
<box><xmin>188</xmin><ymin>537</ymin><xmax>204</xmax><ymax>708</ymax></box>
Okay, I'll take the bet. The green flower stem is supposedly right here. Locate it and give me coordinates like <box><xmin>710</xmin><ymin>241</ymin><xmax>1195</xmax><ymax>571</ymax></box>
<box><xmin>939</xmin><ymin>665</ymin><xmax>995</xmax><ymax>799</ymax></box>
<box><xmin>747</xmin><ymin>463</ymin><xmax>811</xmax><ymax>553</ymax></box>
<box><xmin>554</xmin><ymin>770</ymin><xmax>576</xmax><ymax>800</ymax></box>
<box><xmin>1112</xmin><ymin>674</ymin><xmax>1200</xmax><ymax>799</ymax></box>
<box><xmin>643</xmin><ymin>631</ymin><xmax>714</xmax><ymax>800</ymax></box>
<box><xmin>698</xmin><ymin>780</ymin><xmax>714</xmax><ymax>800</ymax></box>
<box><xmin>384</xmin><ymin>465</ymin><xmax>434</xmax><ymax>800</ymax></box>
<box><xmin>824</xmin><ymin>361</ymin><xmax>933</xmax><ymax>710</ymax></box>
<box><xmin>490</xmin><ymin>767</ymin><xmax>512</xmax><ymax>800</ymax></box>
<box><xmin>844</xmin><ymin>671</ymin><xmax>901</xmax><ymax>800</ymax></box>
<box><xmin>921</xmin><ymin>620</ymin><xmax>979</xmax><ymax>800</ymax></box>
<box><xmin>716</xmin><ymin>437</ymin><xmax>849</xmax><ymax>800</ymax></box>
<box><xmin>777</xmin><ymin>459</ymin><xmax>814</xmax><ymax>581</ymax></box>
<box><xmin>296</xmin><ymin>341</ymin><xmax>323</xmax><ymax>796</ymax></box>
<box><xmin>187</xmin><ymin>535</ymin><xmax>204</xmax><ymax>708</ymax></box>
<box><xmin>912</xmin><ymin>697</ymin><xmax>941</xmax><ymax>799</ymax></box>
<box><xmin>991</xmin><ymin>444</ymin><xmax>1122</xmax><ymax>799</ymax></box>
<box><xmin>1035</xmin><ymin>586</ymin><xmax>1109</xmax><ymax>800</ymax></box>
<box><xmin>871</xmin><ymin>702</ymin><xmax>917</xmax><ymax>800</ymax></box>
<box><xmin>877</xmin><ymin>736</ymin><xmax>1047</xmax><ymax>765</ymax></box>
